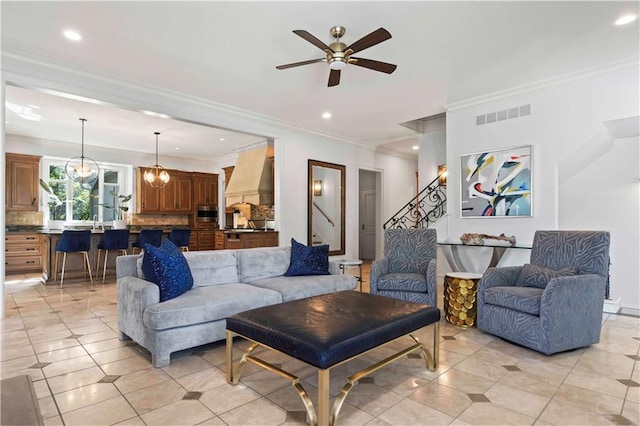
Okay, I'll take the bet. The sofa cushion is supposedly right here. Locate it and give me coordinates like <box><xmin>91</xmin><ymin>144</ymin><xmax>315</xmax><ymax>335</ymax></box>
<box><xmin>377</xmin><ymin>273</ymin><xmax>427</xmax><ymax>293</ymax></box>
<box><xmin>483</xmin><ymin>286</ymin><xmax>543</xmax><ymax>316</ymax></box>
<box><xmin>249</xmin><ymin>274</ymin><xmax>357</xmax><ymax>302</ymax></box>
<box><xmin>142</xmin><ymin>240</ymin><xmax>193</xmax><ymax>302</ymax></box>
<box><xmin>184</xmin><ymin>250</ymin><xmax>239</xmax><ymax>286</ymax></box>
<box><xmin>237</xmin><ymin>246</ymin><xmax>291</xmax><ymax>283</ymax></box>
<box><xmin>142</xmin><ymin>283</ymin><xmax>282</xmax><ymax>331</ymax></box>
<box><xmin>285</xmin><ymin>238</ymin><xmax>330</xmax><ymax>277</ymax></box>
<box><xmin>515</xmin><ymin>263</ymin><xmax>576</xmax><ymax>289</ymax></box>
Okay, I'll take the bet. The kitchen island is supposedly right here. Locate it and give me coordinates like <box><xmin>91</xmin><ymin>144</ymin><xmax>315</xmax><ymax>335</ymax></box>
<box><xmin>215</xmin><ymin>229</ymin><xmax>279</xmax><ymax>250</ymax></box>
<box><xmin>5</xmin><ymin>226</ymin><xmax>279</xmax><ymax>284</ymax></box>
<box><xmin>41</xmin><ymin>228</ymin><xmax>172</xmax><ymax>284</ymax></box>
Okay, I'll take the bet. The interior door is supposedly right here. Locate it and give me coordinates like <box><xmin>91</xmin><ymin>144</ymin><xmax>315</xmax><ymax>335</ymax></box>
<box><xmin>359</xmin><ymin>189</ymin><xmax>377</xmax><ymax>260</ymax></box>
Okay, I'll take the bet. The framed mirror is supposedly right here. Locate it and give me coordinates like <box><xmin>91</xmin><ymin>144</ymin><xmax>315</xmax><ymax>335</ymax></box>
<box><xmin>308</xmin><ymin>160</ymin><xmax>346</xmax><ymax>256</ymax></box>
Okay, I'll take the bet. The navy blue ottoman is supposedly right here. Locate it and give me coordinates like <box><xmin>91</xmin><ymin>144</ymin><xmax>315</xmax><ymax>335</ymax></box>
<box><xmin>226</xmin><ymin>291</ymin><xmax>440</xmax><ymax>425</ymax></box>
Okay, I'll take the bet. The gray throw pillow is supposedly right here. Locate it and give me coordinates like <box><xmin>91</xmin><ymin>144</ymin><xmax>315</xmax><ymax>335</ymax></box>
<box><xmin>515</xmin><ymin>263</ymin><xmax>576</xmax><ymax>289</ymax></box>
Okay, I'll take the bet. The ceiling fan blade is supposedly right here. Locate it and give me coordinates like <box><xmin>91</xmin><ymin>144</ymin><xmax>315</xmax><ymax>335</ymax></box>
<box><xmin>276</xmin><ymin>58</ymin><xmax>326</xmax><ymax>70</ymax></box>
<box><xmin>350</xmin><ymin>57</ymin><xmax>397</xmax><ymax>74</ymax></box>
<box><xmin>347</xmin><ymin>28</ymin><xmax>392</xmax><ymax>54</ymax></box>
<box><xmin>328</xmin><ymin>69</ymin><xmax>341</xmax><ymax>87</ymax></box>
<box><xmin>293</xmin><ymin>30</ymin><xmax>334</xmax><ymax>53</ymax></box>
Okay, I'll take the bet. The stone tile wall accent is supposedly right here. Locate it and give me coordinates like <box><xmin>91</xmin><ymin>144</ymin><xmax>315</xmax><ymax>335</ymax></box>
<box><xmin>5</xmin><ymin>211</ymin><xmax>43</xmax><ymax>225</ymax></box>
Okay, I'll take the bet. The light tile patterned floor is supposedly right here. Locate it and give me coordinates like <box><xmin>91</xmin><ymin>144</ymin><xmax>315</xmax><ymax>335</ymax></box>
<box><xmin>1</xmin><ymin>269</ymin><xmax>639</xmax><ymax>426</ymax></box>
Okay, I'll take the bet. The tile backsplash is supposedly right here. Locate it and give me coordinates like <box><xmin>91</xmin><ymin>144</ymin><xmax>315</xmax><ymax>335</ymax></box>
<box><xmin>5</xmin><ymin>211</ymin><xmax>43</xmax><ymax>225</ymax></box>
<box><xmin>129</xmin><ymin>213</ymin><xmax>189</xmax><ymax>226</ymax></box>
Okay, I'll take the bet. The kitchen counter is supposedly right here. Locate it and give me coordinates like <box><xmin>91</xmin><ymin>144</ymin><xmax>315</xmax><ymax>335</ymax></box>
<box><xmin>6</xmin><ymin>225</ymin><xmax>192</xmax><ymax>234</ymax></box>
<box><xmin>222</xmin><ymin>229</ymin><xmax>277</xmax><ymax>234</ymax></box>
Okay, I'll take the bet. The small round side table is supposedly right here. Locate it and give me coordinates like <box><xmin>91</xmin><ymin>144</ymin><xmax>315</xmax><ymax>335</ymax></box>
<box><xmin>337</xmin><ymin>259</ymin><xmax>364</xmax><ymax>292</ymax></box>
<box><xmin>443</xmin><ymin>272</ymin><xmax>482</xmax><ymax>328</ymax></box>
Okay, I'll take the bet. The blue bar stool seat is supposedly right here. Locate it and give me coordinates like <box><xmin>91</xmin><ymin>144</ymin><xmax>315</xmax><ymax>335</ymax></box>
<box><xmin>168</xmin><ymin>228</ymin><xmax>191</xmax><ymax>252</ymax></box>
<box><xmin>54</xmin><ymin>230</ymin><xmax>93</xmax><ymax>288</ymax></box>
<box><xmin>96</xmin><ymin>229</ymin><xmax>130</xmax><ymax>283</ymax></box>
<box><xmin>131</xmin><ymin>229</ymin><xmax>164</xmax><ymax>254</ymax></box>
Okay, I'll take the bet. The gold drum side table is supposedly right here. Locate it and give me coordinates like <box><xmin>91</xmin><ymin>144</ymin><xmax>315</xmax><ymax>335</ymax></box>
<box><xmin>443</xmin><ymin>272</ymin><xmax>482</xmax><ymax>328</ymax></box>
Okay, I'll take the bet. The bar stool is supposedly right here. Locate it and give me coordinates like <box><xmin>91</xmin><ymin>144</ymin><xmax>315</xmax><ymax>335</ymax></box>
<box><xmin>54</xmin><ymin>230</ymin><xmax>93</xmax><ymax>288</ymax></box>
<box><xmin>96</xmin><ymin>229</ymin><xmax>130</xmax><ymax>283</ymax></box>
<box><xmin>131</xmin><ymin>229</ymin><xmax>163</xmax><ymax>254</ymax></box>
<box><xmin>168</xmin><ymin>228</ymin><xmax>191</xmax><ymax>252</ymax></box>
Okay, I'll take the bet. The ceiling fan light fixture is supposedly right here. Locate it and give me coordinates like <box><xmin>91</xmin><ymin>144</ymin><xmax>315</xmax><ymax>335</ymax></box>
<box><xmin>144</xmin><ymin>132</ymin><xmax>170</xmax><ymax>189</ymax></box>
<box><xmin>329</xmin><ymin>59</ymin><xmax>347</xmax><ymax>70</ymax></box>
<box><xmin>65</xmin><ymin>118</ymin><xmax>99</xmax><ymax>189</ymax></box>
<box><xmin>277</xmin><ymin>26</ymin><xmax>396</xmax><ymax>87</ymax></box>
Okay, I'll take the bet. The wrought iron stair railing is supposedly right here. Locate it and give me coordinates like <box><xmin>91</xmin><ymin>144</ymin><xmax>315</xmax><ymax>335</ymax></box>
<box><xmin>383</xmin><ymin>175</ymin><xmax>447</xmax><ymax>229</ymax></box>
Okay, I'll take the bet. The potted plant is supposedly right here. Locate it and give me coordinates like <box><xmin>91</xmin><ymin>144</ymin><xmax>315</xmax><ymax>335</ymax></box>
<box><xmin>108</xmin><ymin>190</ymin><xmax>132</xmax><ymax>229</ymax></box>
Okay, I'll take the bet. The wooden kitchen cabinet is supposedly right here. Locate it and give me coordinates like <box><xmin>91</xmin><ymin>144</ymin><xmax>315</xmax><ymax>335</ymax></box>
<box><xmin>193</xmin><ymin>172</ymin><xmax>218</xmax><ymax>206</ymax></box>
<box><xmin>6</xmin><ymin>153</ymin><xmax>41</xmax><ymax>211</ymax></box>
<box><xmin>5</xmin><ymin>233</ymin><xmax>44</xmax><ymax>274</ymax></box>
<box><xmin>197</xmin><ymin>231</ymin><xmax>216</xmax><ymax>250</ymax></box>
<box><xmin>136</xmin><ymin>169</ymin><xmax>161</xmax><ymax>213</ymax></box>
<box><xmin>137</xmin><ymin>169</ymin><xmax>192</xmax><ymax>213</ymax></box>
<box><xmin>188</xmin><ymin>232</ymin><xmax>199</xmax><ymax>251</ymax></box>
<box><xmin>219</xmin><ymin>231</ymin><xmax>278</xmax><ymax>250</ymax></box>
<box><xmin>214</xmin><ymin>230</ymin><xmax>225</xmax><ymax>250</ymax></box>
<box><xmin>161</xmin><ymin>171</ymin><xmax>193</xmax><ymax>213</ymax></box>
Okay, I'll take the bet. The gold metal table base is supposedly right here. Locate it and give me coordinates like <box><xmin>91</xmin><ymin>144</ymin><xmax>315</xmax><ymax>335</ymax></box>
<box><xmin>443</xmin><ymin>273</ymin><xmax>481</xmax><ymax>328</ymax></box>
<box><xmin>226</xmin><ymin>322</ymin><xmax>439</xmax><ymax>426</ymax></box>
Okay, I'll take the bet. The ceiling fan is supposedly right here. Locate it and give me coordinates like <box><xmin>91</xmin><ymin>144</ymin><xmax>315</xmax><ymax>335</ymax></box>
<box><xmin>276</xmin><ymin>26</ymin><xmax>397</xmax><ymax>87</ymax></box>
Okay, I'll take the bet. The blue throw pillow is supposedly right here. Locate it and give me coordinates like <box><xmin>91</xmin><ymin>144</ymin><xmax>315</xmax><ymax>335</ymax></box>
<box><xmin>142</xmin><ymin>239</ymin><xmax>194</xmax><ymax>302</ymax></box>
<box><xmin>284</xmin><ymin>238</ymin><xmax>330</xmax><ymax>276</ymax></box>
<box><xmin>515</xmin><ymin>263</ymin><xmax>576</xmax><ymax>289</ymax></box>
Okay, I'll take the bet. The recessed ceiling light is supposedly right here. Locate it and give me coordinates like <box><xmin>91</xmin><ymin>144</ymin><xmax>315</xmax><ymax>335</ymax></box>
<box><xmin>175</xmin><ymin>147</ymin><xmax>181</xmax><ymax>150</ymax></box>
<box><xmin>63</xmin><ymin>30</ymin><xmax>82</xmax><ymax>41</ymax></box>
<box><xmin>219</xmin><ymin>138</ymin><xmax>226</xmax><ymax>142</ymax></box>
<box><xmin>322</xmin><ymin>112</ymin><xmax>332</xmax><ymax>119</ymax></box>
<box><xmin>412</xmin><ymin>145</ymin><xmax>419</xmax><ymax>150</ymax></box>
<box><xmin>615</xmin><ymin>14</ymin><xmax>638</xmax><ymax>26</ymax></box>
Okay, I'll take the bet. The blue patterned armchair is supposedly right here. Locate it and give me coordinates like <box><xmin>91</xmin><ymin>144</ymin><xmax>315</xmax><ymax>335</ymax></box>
<box><xmin>477</xmin><ymin>230</ymin><xmax>610</xmax><ymax>355</ymax></box>
<box><xmin>370</xmin><ymin>228</ymin><xmax>437</xmax><ymax>306</ymax></box>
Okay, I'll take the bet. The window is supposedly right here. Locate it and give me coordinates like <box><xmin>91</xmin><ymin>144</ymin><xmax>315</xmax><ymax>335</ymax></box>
<box><xmin>41</xmin><ymin>158</ymin><xmax>132</xmax><ymax>224</ymax></box>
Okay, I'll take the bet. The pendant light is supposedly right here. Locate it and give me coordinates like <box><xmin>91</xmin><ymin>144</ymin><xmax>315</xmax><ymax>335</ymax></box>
<box><xmin>65</xmin><ymin>118</ymin><xmax>100</xmax><ymax>189</ymax></box>
<box><xmin>143</xmin><ymin>132</ymin><xmax>170</xmax><ymax>188</ymax></box>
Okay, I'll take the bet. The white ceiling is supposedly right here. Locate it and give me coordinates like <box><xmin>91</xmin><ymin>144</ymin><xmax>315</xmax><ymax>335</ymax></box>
<box><xmin>2</xmin><ymin>1</ymin><xmax>639</xmax><ymax>160</ymax></box>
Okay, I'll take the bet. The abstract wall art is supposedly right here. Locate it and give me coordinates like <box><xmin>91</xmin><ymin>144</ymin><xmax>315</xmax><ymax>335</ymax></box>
<box><xmin>460</xmin><ymin>145</ymin><xmax>532</xmax><ymax>217</ymax></box>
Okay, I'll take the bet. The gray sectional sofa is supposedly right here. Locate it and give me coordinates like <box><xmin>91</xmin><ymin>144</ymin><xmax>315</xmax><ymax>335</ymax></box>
<box><xmin>116</xmin><ymin>246</ymin><xmax>357</xmax><ymax>367</ymax></box>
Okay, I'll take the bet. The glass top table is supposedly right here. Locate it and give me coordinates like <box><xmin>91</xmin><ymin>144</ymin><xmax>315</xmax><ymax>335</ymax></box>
<box><xmin>438</xmin><ymin>240</ymin><xmax>532</xmax><ymax>273</ymax></box>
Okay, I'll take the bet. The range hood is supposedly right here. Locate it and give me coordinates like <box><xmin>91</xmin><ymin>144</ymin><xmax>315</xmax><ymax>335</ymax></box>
<box><xmin>225</xmin><ymin>145</ymin><xmax>274</xmax><ymax>207</ymax></box>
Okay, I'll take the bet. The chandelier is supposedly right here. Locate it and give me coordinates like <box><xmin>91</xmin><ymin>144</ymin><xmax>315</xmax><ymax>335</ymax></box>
<box><xmin>65</xmin><ymin>118</ymin><xmax>99</xmax><ymax>189</ymax></box>
<box><xmin>143</xmin><ymin>132</ymin><xmax>170</xmax><ymax>188</ymax></box>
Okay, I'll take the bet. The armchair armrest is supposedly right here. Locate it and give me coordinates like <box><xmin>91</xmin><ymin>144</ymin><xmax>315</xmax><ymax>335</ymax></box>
<box><xmin>117</xmin><ymin>276</ymin><xmax>160</xmax><ymax>342</ymax></box>
<box><xmin>426</xmin><ymin>258</ymin><xmax>437</xmax><ymax>303</ymax></box>
<box><xmin>479</xmin><ymin>266</ymin><xmax>523</xmax><ymax>290</ymax></box>
<box><xmin>540</xmin><ymin>274</ymin><xmax>606</xmax><ymax>353</ymax></box>
<box><xmin>370</xmin><ymin>257</ymin><xmax>389</xmax><ymax>294</ymax></box>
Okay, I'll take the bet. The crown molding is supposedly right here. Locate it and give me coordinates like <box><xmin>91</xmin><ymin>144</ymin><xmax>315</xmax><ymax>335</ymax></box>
<box><xmin>374</xmin><ymin>146</ymin><xmax>419</xmax><ymax>161</ymax></box>
<box><xmin>2</xmin><ymin>49</ymin><xmax>372</xmax><ymax>149</ymax></box>
<box><xmin>445</xmin><ymin>57</ymin><xmax>640</xmax><ymax>112</ymax></box>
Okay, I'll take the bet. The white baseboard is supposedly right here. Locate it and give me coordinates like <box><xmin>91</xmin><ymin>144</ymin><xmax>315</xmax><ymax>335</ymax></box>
<box><xmin>603</xmin><ymin>297</ymin><xmax>622</xmax><ymax>314</ymax></box>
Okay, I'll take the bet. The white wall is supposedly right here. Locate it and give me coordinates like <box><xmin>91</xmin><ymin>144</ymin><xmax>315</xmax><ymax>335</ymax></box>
<box><xmin>445</xmin><ymin>64</ymin><xmax>640</xmax><ymax>309</ymax></box>
<box><xmin>418</xmin><ymin>130</ymin><xmax>446</xmax><ymax>190</ymax></box>
<box><xmin>374</xmin><ymin>153</ymin><xmax>418</xmax><ymax>227</ymax></box>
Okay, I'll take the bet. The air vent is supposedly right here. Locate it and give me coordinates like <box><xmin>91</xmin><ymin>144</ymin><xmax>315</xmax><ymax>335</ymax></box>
<box><xmin>476</xmin><ymin>104</ymin><xmax>531</xmax><ymax>126</ymax></box>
